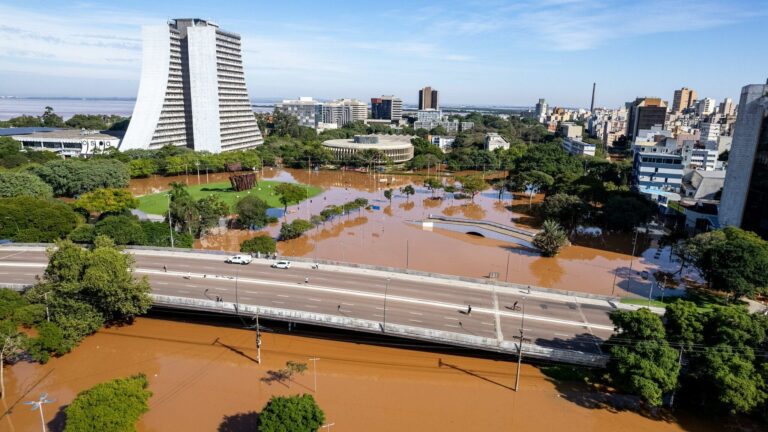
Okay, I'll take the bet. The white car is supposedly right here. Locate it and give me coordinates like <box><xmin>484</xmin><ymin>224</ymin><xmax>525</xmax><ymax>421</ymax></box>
<box><xmin>271</xmin><ymin>260</ymin><xmax>291</xmax><ymax>269</ymax></box>
<box><xmin>226</xmin><ymin>254</ymin><xmax>253</xmax><ymax>265</ymax></box>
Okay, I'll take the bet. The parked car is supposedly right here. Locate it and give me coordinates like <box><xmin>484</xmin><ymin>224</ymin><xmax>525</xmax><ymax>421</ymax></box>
<box><xmin>271</xmin><ymin>260</ymin><xmax>291</xmax><ymax>269</ymax></box>
<box><xmin>226</xmin><ymin>254</ymin><xmax>253</xmax><ymax>265</ymax></box>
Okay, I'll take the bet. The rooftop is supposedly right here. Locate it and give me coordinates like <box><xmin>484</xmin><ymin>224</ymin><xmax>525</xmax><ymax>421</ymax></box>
<box><xmin>12</xmin><ymin>129</ymin><xmax>124</xmax><ymax>140</ymax></box>
<box><xmin>322</xmin><ymin>134</ymin><xmax>414</xmax><ymax>150</ymax></box>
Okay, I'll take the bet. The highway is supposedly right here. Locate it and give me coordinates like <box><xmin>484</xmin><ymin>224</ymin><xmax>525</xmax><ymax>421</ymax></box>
<box><xmin>0</xmin><ymin>247</ymin><xmax>616</xmax><ymax>356</ymax></box>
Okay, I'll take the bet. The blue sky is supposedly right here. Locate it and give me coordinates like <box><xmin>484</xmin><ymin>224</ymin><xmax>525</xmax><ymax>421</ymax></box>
<box><xmin>0</xmin><ymin>0</ymin><xmax>766</xmax><ymax>107</ymax></box>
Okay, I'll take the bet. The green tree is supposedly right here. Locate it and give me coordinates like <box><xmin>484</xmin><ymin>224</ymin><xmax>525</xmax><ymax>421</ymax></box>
<box><xmin>664</xmin><ymin>300</ymin><xmax>705</xmax><ymax>349</ymax></box>
<box><xmin>240</xmin><ymin>235</ymin><xmax>277</xmax><ymax>254</ymax></box>
<box><xmin>0</xmin><ymin>196</ymin><xmax>81</xmax><ymax>242</ymax></box>
<box><xmin>94</xmin><ymin>215</ymin><xmax>146</xmax><ymax>245</ymax></box>
<box><xmin>64</xmin><ymin>374</ymin><xmax>152</xmax><ymax>432</ymax></box>
<box><xmin>279</xmin><ymin>219</ymin><xmax>313</xmax><ymax>240</ymax></box>
<box><xmin>423</xmin><ymin>177</ymin><xmax>441</xmax><ymax>197</ymax></box>
<box><xmin>0</xmin><ymin>319</ymin><xmax>25</xmax><ymax>399</ymax></box>
<box><xmin>492</xmin><ymin>179</ymin><xmax>507</xmax><ymax>201</ymax></box>
<box><xmin>274</xmin><ymin>183</ymin><xmax>307</xmax><ymax>213</ymax></box>
<box><xmin>41</xmin><ymin>106</ymin><xmax>65</xmax><ymax>128</ymax></box>
<box><xmin>539</xmin><ymin>194</ymin><xmax>587</xmax><ymax>231</ymax></box>
<box><xmin>605</xmin><ymin>309</ymin><xmax>680</xmax><ymax>407</ymax></box>
<box><xmin>128</xmin><ymin>159</ymin><xmax>159</xmax><ymax>178</ymax></box>
<box><xmin>532</xmin><ymin>220</ymin><xmax>569</xmax><ymax>257</ymax></box>
<box><xmin>30</xmin><ymin>159</ymin><xmax>130</xmax><ymax>197</ymax></box>
<box><xmin>458</xmin><ymin>175</ymin><xmax>486</xmax><ymax>202</ymax></box>
<box><xmin>139</xmin><ymin>221</ymin><xmax>193</xmax><ymax>248</ymax></box>
<box><xmin>0</xmin><ymin>172</ymin><xmax>53</xmax><ymax>199</ymax></box>
<box><xmin>74</xmin><ymin>188</ymin><xmax>139</xmax><ymax>215</ymax></box>
<box><xmin>236</xmin><ymin>195</ymin><xmax>270</xmax><ymax>228</ymax></box>
<box><xmin>686</xmin><ymin>227</ymin><xmax>768</xmax><ymax>299</ymax></box>
<box><xmin>168</xmin><ymin>183</ymin><xmax>200</xmax><ymax>237</ymax></box>
<box><xmin>196</xmin><ymin>194</ymin><xmax>229</xmax><ymax>235</ymax></box>
<box><xmin>689</xmin><ymin>345</ymin><xmax>766</xmax><ymax>415</ymax></box>
<box><xmin>64</xmin><ymin>114</ymin><xmax>110</xmax><ymax>130</ymax></box>
<box><xmin>383</xmin><ymin>188</ymin><xmax>393</xmax><ymax>204</ymax></box>
<box><xmin>601</xmin><ymin>194</ymin><xmax>656</xmax><ymax>231</ymax></box>
<box><xmin>399</xmin><ymin>185</ymin><xmax>415</xmax><ymax>202</ymax></box>
<box><xmin>26</xmin><ymin>320</ymin><xmax>67</xmax><ymax>363</ymax></box>
<box><xmin>258</xmin><ymin>394</ymin><xmax>325</xmax><ymax>432</ymax></box>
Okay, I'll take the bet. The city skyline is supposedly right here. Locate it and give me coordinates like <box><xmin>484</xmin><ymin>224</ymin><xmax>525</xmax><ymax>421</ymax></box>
<box><xmin>0</xmin><ymin>1</ymin><xmax>767</xmax><ymax>107</ymax></box>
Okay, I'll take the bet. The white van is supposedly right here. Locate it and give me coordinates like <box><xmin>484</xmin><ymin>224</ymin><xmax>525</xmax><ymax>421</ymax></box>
<box><xmin>226</xmin><ymin>254</ymin><xmax>253</xmax><ymax>265</ymax></box>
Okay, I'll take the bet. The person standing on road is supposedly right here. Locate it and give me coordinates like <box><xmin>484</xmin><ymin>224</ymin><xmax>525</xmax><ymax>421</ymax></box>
<box><xmin>163</xmin><ymin>265</ymin><xmax>167</xmax><ymax>272</ymax></box>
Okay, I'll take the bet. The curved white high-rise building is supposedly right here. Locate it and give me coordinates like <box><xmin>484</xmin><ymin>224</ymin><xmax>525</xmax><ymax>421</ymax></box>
<box><xmin>122</xmin><ymin>18</ymin><xmax>263</xmax><ymax>153</ymax></box>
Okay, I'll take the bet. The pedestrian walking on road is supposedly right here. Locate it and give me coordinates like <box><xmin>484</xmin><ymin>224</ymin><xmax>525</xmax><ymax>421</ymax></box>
<box><xmin>337</xmin><ymin>304</ymin><xmax>341</xmax><ymax>312</ymax></box>
<box><xmin>305</xmin><ymin>277</ymin><xmax>309</xmax><ymax>284</ymax></box>
<box><xmin>163</xmin><ymin>265</ymin><xmax>167</xmax><ymax>272</ymax></box>
<box><xmin>513</xmin><ymin>301</ymin><xmax>518</xmax><ymax>311</ymax></box>
<box><xmin>467</xmin><ymin>305</ymin><xmax>472</xmax><ymax>315</ymax></box>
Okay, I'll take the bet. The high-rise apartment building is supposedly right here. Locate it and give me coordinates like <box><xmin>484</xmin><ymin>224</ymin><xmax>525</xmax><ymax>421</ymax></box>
<box><xmin>672</xmin><ymin>87</ymin><xmax>697</xmax><ymax>113</ymax></box>
<box><xmin>719</xmin><ymin>97</ymin><xmax>736</xmax><ymax>116</ymax></box>
<box><xmin>122</xmin><ymin>19</ymin><xmax>263</xmax><ymax>153</ymax></box>
<box><xmin>418</xmin><ymin>86</ymin><xmax>439</xmax><ymax>110</ymax></box>
<box><xmin>322</xmin><ymin>98</ymin><xmax>367</xmax><ymax>127</ymax></box>
<box><xmin>697</xmin><ymin>98</ymin><xmax>717</xmax><ymax>117</ymax></box>
<box><xmin>371</xmin><ymin>96</ymin><xmax>403</xmax><ymax>122</ymax></box>
<box><xmin>719</xmin><ymin>82</ymin><xmax>768</xmax><ymax>238</ymax></box>
<box><xmin>627</xmin><ymin>97</ymin><xmax>668</xmax><ymax>140</ymax></box>
<box><xmin>535</xmin><ymin>98</ymin><xmax>548</xmax><ymax>121</ymax></box>
<box><xmin>276</xmin><ymin>97</ymin><xmax>322</xmax><ymax>129</ymax></box>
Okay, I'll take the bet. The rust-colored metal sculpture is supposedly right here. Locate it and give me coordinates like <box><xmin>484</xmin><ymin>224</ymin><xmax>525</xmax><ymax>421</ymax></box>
<box><xmin>230</xmin><ymin>173</ymin><xmax>257</xmax><ymax>191</ymax></box>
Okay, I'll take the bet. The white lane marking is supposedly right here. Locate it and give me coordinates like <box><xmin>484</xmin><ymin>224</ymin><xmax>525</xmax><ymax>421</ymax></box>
<box><xmin>373</xmin><ymin>313</ymin><xmax>384</xmax><ymax>317</ymax></box>
<box><xmin>308</xmin><ymin>298</ymin><xmax>322</xmax><ymax>302</ymax></box>
<box><xmin>409</xmin><ymin>319</ymin><xmax>423</xmax><ymax>323</ymax></box>
<box><xmin>184</xmin><ymin>285</ymin><xmax>196</xmax><ymax>288</ymax></box>
<box><xmin>156</xmin><ymin>282</ymin><xmax>169</xmax><ymax>285</ymax></box>
<box><xmin>132</xmin><ymin>268</ymin><xmax>615</xmax><ymax>331</ymax></box>
<box><xmin>445</xmin><ymin>324</ymin><xmax>460</xmax><ymax>328</ymax></box>
<box><xmin>272</xmin><ymin>301</ymin><xmax>285</xmax><ymax>304</ymax></box>
<box><xmin>341</xmin><ymin>302</ymin><xmax>355</xmax><ymax>306</ymax></box>
<box><xmin>0</xmin><ymin>272</ymin><xmax>8</xmax><ymax>274</ymax></box>
<box><xmin>374</xmin><ymin>306</ymin><xmax>384</xmax><ymax>310</ymax></box>
<box><xmin>554</xmin><ymin>333</ymin><xmax>570</xmax><ymax>337</ymax></box>
<box><xmin>409</xmin><ymin>311</ymin><xmax>423</xmax><ymax>316</ymax></box>
<box><xmin>177</xmin><ymin>289</ymin><xmax>191</xmax><ymax>294</ymax></box>
<box><xmin>23</xmin><ymin>273</ymin><xmax>36</xmax><ymax>276</ymax></box>
<box><xmin>0</xmin><ymin>263</ymin><xmax>45</xmax><ymax>267</ymax></box>
<box><xmin>444</xmin><ymin>317</ymin><xmax>460</xmax><ymax>321</ymax></box>
<box><xmin>304</xmin><ymin>305</ymin><xmax>318</xmax><ymax>309</ymax></box>
<box><xmin>277</xmin><ymin>294</ymin><xmax>290</xmax><ymax>298</ymax></box>
<box><xmin>481</xmin><ymin>322</ymin><xmax>494</xmax><ymax>326</ymax></box>
<box><xmin>242</xmin><ymin>290</ymin><xmax>259</xmax><ymax>294</ymax></box>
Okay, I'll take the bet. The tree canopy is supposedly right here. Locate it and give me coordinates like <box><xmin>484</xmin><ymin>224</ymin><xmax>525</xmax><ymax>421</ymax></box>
<box><xmin>0</xmin><ymin>171</ymin><xmax>53</xmax><ymax>199</ymax></box>
<box><xmin>258</xmin><ymin>394</ymin><xmax>325</xmax><ymax>432</ymax></box>
<box><xmin>64</xmin><ymin>374</ymin><xmax>152</xmax><ymax>432</ymax></box>
<box><xmin>30</xmin><ymin>158</ymin><xmax>130</xmax><ymax>197</ymax></box>
<box><xmin>74</xmin><ymin>188</ymin><xmax>138</xmax><ymax>215</ymax></box>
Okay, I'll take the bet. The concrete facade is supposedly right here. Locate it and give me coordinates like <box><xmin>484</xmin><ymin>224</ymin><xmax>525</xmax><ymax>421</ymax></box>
<box><xmin>121</xmin><ymin>19</ymin><xmax>263</xmax><ymax>153</ymax></box>
<box><xmin>719</xmin><ymin>83</ymin><xmax>768</xmax><ymax>235</ymax></box>
<box><xmin>276</xmin><ymin>97</ymin><xmax>323</xmax><ymax>128</ymax></box>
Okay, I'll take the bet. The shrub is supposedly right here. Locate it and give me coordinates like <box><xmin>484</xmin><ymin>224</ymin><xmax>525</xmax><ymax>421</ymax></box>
<box><xmin>240</xmin><ymin>235</ymin><xmax>276</xmax><ymax>254</ymax></box>
<box><xmin>64</xmin><ymin>374</ymin><xmax>152</xmax><ymax>432</ymax></box>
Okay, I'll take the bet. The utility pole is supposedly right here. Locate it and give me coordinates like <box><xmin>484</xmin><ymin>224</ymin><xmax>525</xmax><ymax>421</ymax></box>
<box><xmin>627</xmin><ymin>226</ymin><xmax>640</xmax><ymax>292</ymax></box>
<box><xmin>505</xmin><ymin>252</ymin><xmax>511</xmax><ymax>282</ymax></box>
<box><xmin>406</xmin><ymin>240</ymin><xmax>410</xmax><ymax>269</ymax></box>
<box><xmin>383</xmin><ymin>278</ymin><xmax>390</xmax><ymax>332</ymax></box>
<box><xmin>166</xmin><ymin>194</ymin><xmax>175</xmax><ymax>248</ymax></box>
<box><xmin>515</xmin><ymin>300</ymin><xmax>526</xmax><ymax>392</ymax></box>
<box><xmin>254</xmin><ymin>310</ymin><xmax>261</xmax><ymax>364</ymax></box>
<box><xmin>309</xmin><ymin>357</ymin><xmax>319</xmax><ymax>392</ymax></box>
<box><xmin>24</xmin><ymin>393</ymin><xmax>53</xmax><ymax>432</ymax></box>
<box><xmin>234</xmin><ymin>270</ymin><xmax>240</xmax><ymax>313</ymax></box>
<box><xmin>322</xmin><ymin>423</ymin><xmax>335</xmax><ymax>431</ymax></box>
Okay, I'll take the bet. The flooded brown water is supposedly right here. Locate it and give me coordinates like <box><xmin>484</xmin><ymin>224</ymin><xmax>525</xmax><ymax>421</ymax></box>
<box><xmin>3</xmin><ymin>318</ymin><xmax>715</xmax><ymax>432</ymax></box>
<box><xmin>131</xmin><ymin>169</ymin><xmax>668</xmax><ymax>298</ymax></box>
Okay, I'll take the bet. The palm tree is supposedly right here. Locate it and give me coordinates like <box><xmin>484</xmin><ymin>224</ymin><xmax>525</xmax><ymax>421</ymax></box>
<box><xmin>533</xmin><ymin>220</ymin><xmax>570</xmax><ymax>257</ymax></box>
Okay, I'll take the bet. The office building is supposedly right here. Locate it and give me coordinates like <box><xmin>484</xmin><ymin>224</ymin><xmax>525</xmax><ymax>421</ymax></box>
<box><xmin>13</xmin><ymin>129</ymin><xmax>122</xmax><ymax>158</ymax></box>
<box><xmin>276</xmin><ymin>97</ymin><xmax>322</xmax><ymax>129</ymax></box>
<box><xmin>558</xmin><ymin>122</ymin><xmax>583</xmax><ymax>140</ymax></box>
<box><xmin>431</xmin><ymin>135</ymin><xmax>455</xmax><ymax>152</ymax></box>
<box><xmin>719</xmin><ymin>97</ymin><xmax>736</xmax><ymax>116</ymax></box>
<box><xmin>322</xmin><ymin>98</ymin><xmax>367</xmax><ymax>127</ymax></box>
<box><xmin>535</xmin><ymin>98</ymin><xmax>548</xmax><ymax>122</ymax></box>
<box><xmin>627</xmin><ymin>97</ymin><xmax>668</xmax><ymax>140</ymax></box>
<box><xmin>681</xmin><ymin>144</ymin><xmax>718</xmax><ymax>171</ymax></box>
<box><xmin>371</xmin><ymin>96</ymin><xmax>403</xmax><ymax>122</ymax></box>
<box><xmin>672</xmin><ymin>87</ymin><xmax>697</xmax><ymax>113</ymax></box>
<box><xmin>562</xmin><ymin>137</ymin><xmax>596</xmax><ymax>157</ymax></box>
<box><xmin>122</xmin><ymin>18</ymin><xmax>263</xmax><ymax>153</ymax></box>
<box><xmin>632</xmin><ymin>152</ymin><xmax>684</xmax><ymax>205</ymax></box>
<box><xmin>418</xmin><ymin>86</ymin><xmax>439</xmax><ymax>110</ymax></box>
<box><xmin>697</xmin><ymin>98</ymin><xmax>717</xmax><ymax>117</ymax></box>
<box><xmin>484</xmin><ymin>133</ymin><xmax>510</xmax><ymax>151</ymax></box>
<box><xmin>719</xmin><ymin>82</ymin><xmax>768</xmax><ymax>237</ymax></box>
<box><xmin>699</xmin><ymin>122</ymin><xmax>721</xmax><ymax>145</ymax></box>
<box><xmin>322</xmin><ymin>135</ymin><xmax>414</xmax><ymax>163</ymax></box>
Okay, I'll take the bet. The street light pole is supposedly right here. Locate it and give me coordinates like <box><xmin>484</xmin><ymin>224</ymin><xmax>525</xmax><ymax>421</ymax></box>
<box><xmin>383</xmin><ymin>277</ymin><xmax>390</xmax><ymax>333</ymax></box>
<box><xmin>406</xmin><ymin>240</ymin><xmax>410</xmax><ymax>269</ymax></box>
<box><xmin>309</xmin><ymin>357</ymin><xmax>319</xmax><ymax>392</ymax></box>
<box><xmin>254</xmin><ymin>309</ymin><xmax>261</xmax><ymax>364</ymax></box>
<box><xmin>515</xmin><ymin>300</ymin><xmax>526</xmax><ymax>392</ymax></box>
<box><xmin>166</xmin><ymin>194</ymin><xmax>175</xmax><ymax>248</ymax></box>
<box><xmin>627</xmin><ymin>226</ymin><xmax>640</xmax><ymax>292</ymax></box>
<box><xmin>24</xmin><ymin>393</ymin><xmax>53</xmax><ymax>432</ymax></box>
<box><xmin>505</xmin><ymin>252</ymin><xmax>511</xmax><ymax>282</ymax></box>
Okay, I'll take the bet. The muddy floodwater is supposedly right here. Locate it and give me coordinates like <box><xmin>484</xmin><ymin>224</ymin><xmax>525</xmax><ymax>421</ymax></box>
<box><xmin>3</xmin><ymin>318</ymin><xmax>716</xmax><ymax>432</ymax></box>
<box><xmin>130</xmin><ymin>169</ymin><xmax>681</xmax><ymax>299</ymax></box>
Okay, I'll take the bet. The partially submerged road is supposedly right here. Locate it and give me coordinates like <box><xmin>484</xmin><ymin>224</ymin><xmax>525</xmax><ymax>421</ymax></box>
<box><xmin>0</xmin><ymin>247</ymin><xmax>617</xmax><ymax>356</ymax></box>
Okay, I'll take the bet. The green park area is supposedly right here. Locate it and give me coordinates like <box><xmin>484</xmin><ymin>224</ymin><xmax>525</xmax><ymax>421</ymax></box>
<box><xmin>137</xmin><ymin>180</ymin><xmax>323</xmax><ymax>215</ymax></box>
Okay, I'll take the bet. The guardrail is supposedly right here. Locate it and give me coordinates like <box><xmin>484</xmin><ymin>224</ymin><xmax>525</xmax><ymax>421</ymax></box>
<box><xmin>426</xmin><ymin>215</ymin><xmax>540</xmax><ymax>238</ymax></box>
<box><xmin>152</xmin><ymin>294</ymin><xmax>608</xmax><ymax>367</ymax></box>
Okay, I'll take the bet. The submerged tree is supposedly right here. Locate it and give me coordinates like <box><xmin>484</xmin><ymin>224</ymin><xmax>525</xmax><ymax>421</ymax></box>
<box><xmin>533</xmin><ymin>220</ymin><xmax>569</xmax><ymax>257</ymax></box>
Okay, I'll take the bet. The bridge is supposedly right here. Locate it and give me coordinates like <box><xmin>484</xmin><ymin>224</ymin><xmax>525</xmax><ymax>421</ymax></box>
<box><xmin>0</xmin><ymin>245</ymin><xmax>621</xmax><ymax>367</ymax></box>
<box><xmin>424</xmin><ymin>215</ymin><xmax>540</xmax><ymax>248</ymax></box>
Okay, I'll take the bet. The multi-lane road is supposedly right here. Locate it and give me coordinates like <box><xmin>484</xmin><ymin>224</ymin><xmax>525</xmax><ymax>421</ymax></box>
<box><xmin>0</xmin><ymin>247</ymin><xmax>617</xmax><ymax>355</ymax></box>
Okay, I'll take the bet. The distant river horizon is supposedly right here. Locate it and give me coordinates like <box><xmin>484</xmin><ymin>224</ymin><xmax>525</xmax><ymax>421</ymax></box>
<box><xmin>0</xmin><ymin>98</ymin><xmax>274</xmax><ymax>120</ymax></box>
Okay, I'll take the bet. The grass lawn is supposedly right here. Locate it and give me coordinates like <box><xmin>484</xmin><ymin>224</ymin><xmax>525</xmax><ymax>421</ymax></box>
<box><xmin>137</xmin><ymin>180</ymin><xmax>323</xmax><ymax>215</ymax></box>
<box><xmin>620</xmin><ymin>292</ymin><xmax>725</xmax><ymax>312</ymax></box>
<box><xmin>620</xmin><ymin>297</ymin><xmax>669</xmax><ymax>309</ymax></box>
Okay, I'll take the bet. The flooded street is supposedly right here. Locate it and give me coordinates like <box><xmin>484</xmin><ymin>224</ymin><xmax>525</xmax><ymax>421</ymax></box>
<box><xmin>137</xmin><ymin>168</ymin><xmax>671</xmax><ymax>298</ymax></box>
<box><xmin>3</xmin><ymin>318</ymin><xmax>714</xmax><ymax>432</ymax></box>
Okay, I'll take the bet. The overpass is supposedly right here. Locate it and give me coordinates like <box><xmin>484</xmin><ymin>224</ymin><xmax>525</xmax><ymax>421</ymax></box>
<box><xmin>424</xmin><ymin>215</ymin><xmax>540</xmax><ymax>248</ymax></box>
<box><xmin>0</xmin><ymin>245</ymin><xmax>618</xmax><ymax>367</ymax></box>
